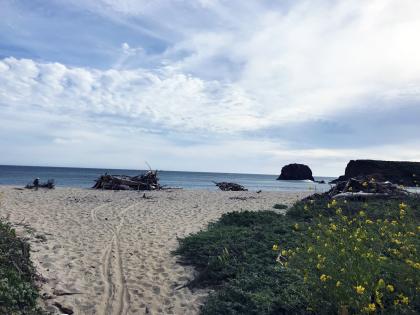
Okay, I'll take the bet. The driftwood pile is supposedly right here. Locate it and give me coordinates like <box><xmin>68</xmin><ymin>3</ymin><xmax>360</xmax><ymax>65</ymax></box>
<box><xmin>26</xmin><ymin>179</ymin><xmax>55</xmax><ymax>189</ymax></box>
<box><xmin>92</xmin><ymin>170</ymin><xmax>162</xmax><ymax>191</ymax></box>
<box><xmin>214</xmin><ymin>182</ymin><xmax>248</xmax><ymax>191</ymax></box>
<box><xmin>327</xmin><ymin>176</ymin><xmax>410</xmax><ymax>199</ymax></box>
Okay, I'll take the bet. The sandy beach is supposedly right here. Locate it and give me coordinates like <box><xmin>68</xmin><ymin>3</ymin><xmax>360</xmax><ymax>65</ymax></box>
<box><xmin>0</xmin><ymin>186</ymin><xmax>308</xmax><ymax>315</ymax></box>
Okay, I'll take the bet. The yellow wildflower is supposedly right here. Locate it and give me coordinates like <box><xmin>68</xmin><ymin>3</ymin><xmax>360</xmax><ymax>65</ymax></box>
<box><xmin>363</xmin><ymin>303</ymin><xmax>376</xmax><ymax>313</ymax></box>
<box><xmin>336</xmin><ymin>281</ymin><xmax>341</xmax><ymax>287</ymax></box>
<box><xmin>359</xmin><ymin>211</ymin><xmax>366</xmax><ymax>217</ymax></box>
<box><xmin>398</xmin><ymin>294</ymin><xmax>409</xmax><ymax>305</ymax></box>
<box><xmin>355</xmin><ymin>285</ymin><xmax>365</xmax><ymax>294</ymax></box>
<box><xmin>293</xmin><ymin>223</ymin><xmax>299</xmax><ymax>231</ymax></box>
<box><xmin>336</xmin><ymin>208</ymin><xmax>342</xmax><ymax>215</ymax></box>
<box><xmin>272</xmin><ymin>244</ymin><xmax>279</xmax><ymax>251</ymax></box>
<box><xmin>365</xmin><ymin>219</ymin><xmax>373</xmax><ymax>224</ymax></box>
<box><xmin>393</xmin><ymin>239</ymin><xmax>402</xmax><ymax>245</ymax></box>
<box><xmin>377</xmin><ymin>279</ymin><xmax>385</xmax><ymax>288</ymax></box>
<box><xmin>281</xmin><ymin>250</ymin><xmax>288</xmax><ymax>256</ymax></box>
<box><xmin>330</xmin><ymin>223</ymin><xmax>337</xmax><ymax>231</ymax></box>
<box><xmin>399</xmin><ymin>202</ymin><xmax>407</xmax><ymax>210</ymax></box>
<box><xmin>320</xmin><ymin>274</ymin><xmax>329</xmax><ymax>282</ymax></box>
<box><xmin>375</xmin><ymin>290</ymin><xmax>384</xmax><ymax>309</ymax></box>
<box><xmin>386</xmin><ymin>284</ymin><xmax>394</xmax><ymax>292</ymax></box>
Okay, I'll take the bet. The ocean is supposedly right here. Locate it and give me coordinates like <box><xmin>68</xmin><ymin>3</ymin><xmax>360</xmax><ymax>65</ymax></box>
<box><xmin>0</xmin><ymin>165</ymin><xmax>334</xmax><ymax>192</ymax></box>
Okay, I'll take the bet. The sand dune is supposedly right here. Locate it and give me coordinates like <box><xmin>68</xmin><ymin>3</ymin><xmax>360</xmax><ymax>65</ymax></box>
<box><xmin>0</xmin><ymin>187</ymin><xmax>308</xmax><ymax>315</ymax></box>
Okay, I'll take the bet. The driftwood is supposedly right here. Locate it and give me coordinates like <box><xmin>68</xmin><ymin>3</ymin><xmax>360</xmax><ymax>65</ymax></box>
<box><xmin>327</xmin><ymin>177</ymin><xmax>410</xmax><ymax>200</ymax></box>
<box><xmin>333</xmin><ymin>192</ymin><xmax>391</xmax><ymax>199</ymax></box>
<box><xmin>214</xmin><ymin>182</ymin><xmax>248</xmax><ymax>191</ymax></box>
<box><xmin>93</xmin><ymin>170</ymin><xmax>162</xmax><ymax>191</ymax></box>
<box><xmin>25</xmin><ymin>179</ymin><xmax>55</xmax><ymax>189</ymax></box>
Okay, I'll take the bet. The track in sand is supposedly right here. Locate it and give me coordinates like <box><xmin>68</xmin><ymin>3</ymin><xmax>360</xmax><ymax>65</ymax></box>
<box><xmin>91</xmin><ymin>201</ymin><xmax>136</xmax><ymax>315</ymax></box>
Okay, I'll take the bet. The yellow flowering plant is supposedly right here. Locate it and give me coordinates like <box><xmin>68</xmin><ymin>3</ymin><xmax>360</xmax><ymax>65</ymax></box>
<box><xmin>284</xmin><ymin>198</ymin><xmax>420</xmax><ymax>314</ymax></box>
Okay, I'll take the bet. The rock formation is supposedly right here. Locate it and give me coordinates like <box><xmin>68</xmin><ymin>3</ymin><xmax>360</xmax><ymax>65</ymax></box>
<box><xmin>277</xmin><ymin>164</ymin><xmax>314</xmax><ymax>181</ymax></box>
<box><xmin>331</xmin><ymin>160</ymin><xmax>420</xmax><ymax>186</ymax></box>
<box><xmin>214</xmin><ymin>182</ymin><xmax>248</xmax><ymax>191</ymax></box>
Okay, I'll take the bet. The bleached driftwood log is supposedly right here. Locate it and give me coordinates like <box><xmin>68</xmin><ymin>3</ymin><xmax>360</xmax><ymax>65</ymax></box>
<box><xmin>328</xmin><ymin>177</ymin><xmax>410</xmax><ymax>199</ymax></box>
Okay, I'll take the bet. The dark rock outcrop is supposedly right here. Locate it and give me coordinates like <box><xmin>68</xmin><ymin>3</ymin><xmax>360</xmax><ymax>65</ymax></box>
<box><xmin>277</xmin><ymin>164</ymin><xmax>314</xmax><ymax>181</ymax></box>
<box><xmin>214</xmin><ymin>182</ymin><xmax>248</xmax><ymax>191</ymax></box>
<box><xmin>331</xmin><ymin>160</ymin><xmax>420</xmax><ymax>186</ymax></box>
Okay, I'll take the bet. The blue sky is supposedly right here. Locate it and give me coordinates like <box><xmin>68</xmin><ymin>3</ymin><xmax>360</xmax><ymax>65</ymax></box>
<box><xmin>1</xmin><ymin>0</ymin><xmax>420</xmax><ymax>176</ymax></box>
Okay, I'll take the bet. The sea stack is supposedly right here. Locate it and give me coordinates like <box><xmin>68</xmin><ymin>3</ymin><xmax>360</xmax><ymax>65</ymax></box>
<box><xmin>277</xmin><ymin>163</ymin><xmax>314</xmax><ymax>181</ymax></box>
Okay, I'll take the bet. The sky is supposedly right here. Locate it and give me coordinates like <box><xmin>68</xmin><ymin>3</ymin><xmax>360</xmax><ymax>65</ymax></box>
<box><xmin>1</xmin><ymin>0</ymin><xmax>420</xmax><ymax>176</ymax></box>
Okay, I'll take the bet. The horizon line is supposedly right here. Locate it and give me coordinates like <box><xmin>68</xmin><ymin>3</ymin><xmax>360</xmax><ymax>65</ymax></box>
<box><xmin>0</xmin><ymin>163</ymin><xmax>337</xmax><ymax>178</ymax></box>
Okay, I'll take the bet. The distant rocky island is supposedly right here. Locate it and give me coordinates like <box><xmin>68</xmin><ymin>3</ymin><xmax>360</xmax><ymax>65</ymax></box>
<box><xmin>331</xmin><ymin>159</ymin><xmax>420</xmax><ymax>186</ymax></box>
<box><xmin>277</xmin><ymin>163</ymin><xmax>314</xmax><ymax>181</ymax></box>
<box><xmin>277</xmin><ymin>160</ymin><xmax>420</xmax><ymax>187</ymax></box>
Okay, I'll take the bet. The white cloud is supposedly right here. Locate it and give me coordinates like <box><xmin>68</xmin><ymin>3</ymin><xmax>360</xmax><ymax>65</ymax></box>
<box><xmin>0</xmin><ymin>57</ymin><xmax>264</xmax><ymax>133</ymax></box>
<box><xmin>166</xmin><ymin>0</ymin><xmax>420</xmax><ymax>121</ymax></box>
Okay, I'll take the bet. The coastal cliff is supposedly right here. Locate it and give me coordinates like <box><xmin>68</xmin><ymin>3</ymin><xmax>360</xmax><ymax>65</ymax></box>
<box><xmin>332</xmin><ymin>160</ymin><xmax>420</xmax><ymax>186</ymax></box>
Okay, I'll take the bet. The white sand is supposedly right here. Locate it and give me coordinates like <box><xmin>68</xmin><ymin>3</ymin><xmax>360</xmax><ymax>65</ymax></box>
<box><xmin>0</xmin><ymin>187</ymin><xmax>309</xmax><ymax>315</ymax></box>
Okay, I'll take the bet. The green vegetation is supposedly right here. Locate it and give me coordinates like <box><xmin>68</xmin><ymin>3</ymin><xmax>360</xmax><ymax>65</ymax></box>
<box><xmin>273</xmin><ymin>203</ymin><xmax>288</xmax><ymax>210</ymax></box>
<box><xmin>0</xmin><ymin>219</ymin><xmax>46</xmax><ymax>314</ymax></box>
<box><xmin>175</xmin><ymin>196</ymin><xmax>420</xmax><ymax>314</ymax></box>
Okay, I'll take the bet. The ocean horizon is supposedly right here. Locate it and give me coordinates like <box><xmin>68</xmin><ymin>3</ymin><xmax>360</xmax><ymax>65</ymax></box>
<box><xmin>0</xmin><ymin>164</ymin><xmax>333</xmax><ymax>192</ymax></box>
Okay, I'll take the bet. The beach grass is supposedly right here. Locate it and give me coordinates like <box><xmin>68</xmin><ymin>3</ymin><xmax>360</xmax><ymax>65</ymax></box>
<box><xmin>0</xmin><ymin>219</ymin><xmax>47</xmax><ymax>315</ymax></box>
<box><xmin>175</xmin><ymin>195</ymin><xmax>420</xmax><ymax>314</ymax></box>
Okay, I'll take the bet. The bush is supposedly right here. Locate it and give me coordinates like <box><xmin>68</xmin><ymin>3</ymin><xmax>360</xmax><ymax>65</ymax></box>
<box><xmin>175</xmin><ymin>196</ymin><xmax>420</xmax><ymax>314</ymax></box>
<box><xmin>175</xmin><ymin>211</ymin><xmax>309</xmax><ymax>313</ymax></box>
<box><xmin>273</xmin><ymin>204</ymin><xmax>288</xmax><ymax>210</ymax></box>
<box><xmin>0</xmin><ymin>220</ymin><xmax>46</xmax><ymax>315</ymax></box>
<box><xmin>202</xmin><ymin>268</ymin><xmax>309</xmax><ymax>315</ymax></box>
<box><xmin>175</xmin><ymin>211</ymin><xmax>301</xmax><ymax>288</ymax></box>
<box><xmin>286</xmin><ymin>200</ymin><xmax>420</xmax><ymax>314</ymax></box>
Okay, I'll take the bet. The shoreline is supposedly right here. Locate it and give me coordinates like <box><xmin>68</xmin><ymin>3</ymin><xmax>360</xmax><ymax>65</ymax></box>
<box><xmin>0</xmin><ymin>186</ymin><xmax>309</xmax><ymax>315</ymax></box>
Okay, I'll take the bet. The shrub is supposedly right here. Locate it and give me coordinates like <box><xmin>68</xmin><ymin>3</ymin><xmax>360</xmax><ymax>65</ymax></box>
<box><xmin>175</xmin><ymin>196</ymin><xmax>420</xmax><ymax>314</ymax></box>
<box><xmin>0</xmin><ymin>220</ymin><xmax>46</xmax><ymax>315</ymax></box>
<box><xmin>175</xmin><ymin>211</ymin><xmax>301</xmax><ymax>288</ymax></box>
<box><xmin>273</xmin><ymin>204</ymin><xmax>288</xmax><ymax>210</ymax></box>
<box><xmin>286</xmin><ymin>200</ymin><xmax>420</xmax><ymax>314</ymax></box>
